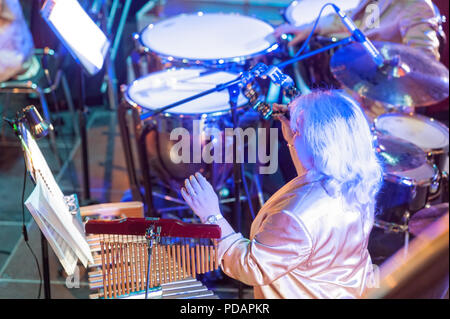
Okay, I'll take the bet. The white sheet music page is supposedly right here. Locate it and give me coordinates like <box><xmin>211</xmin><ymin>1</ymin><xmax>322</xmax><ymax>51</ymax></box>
<box><xmin>22</xmin><ymin>128</ymin><xmax>93</xmax><ymax>275</ymax></box>
<box><xmin>25</xmin><ymin>181</ymin><xmax>79</xmax><ymax>275</ymax></box>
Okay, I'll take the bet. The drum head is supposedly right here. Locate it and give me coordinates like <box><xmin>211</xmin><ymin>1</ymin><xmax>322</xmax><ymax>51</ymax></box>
<box><xmin>375</xmin><ymin>135</ymin><xmax>435</xmax><ymax>183</ymax></box>
<box><xmin>375</xmin><ymin>113</ymin><xmax>449</xmax><ymax>151</ymax></box>
<box><xmin>140</xmin><ymin>13</ymin><xmax>276</xmax><ymax>63</ymax></box>
<box><xmin>284</xmin><ymin>0</ymin><xmax>360</xmax><ymax>27</ymax></box>
<box><xmin>126</xmin><ymin>68</ymin><xmax>248</xmax><ymax>115</ymax></box>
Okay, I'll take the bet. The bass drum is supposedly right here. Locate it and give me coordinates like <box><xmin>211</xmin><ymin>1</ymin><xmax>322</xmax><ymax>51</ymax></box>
<box><xmin>125</xmin><ymin>68</ymin><xmax>256</xmax><ymax>191</ymax></box>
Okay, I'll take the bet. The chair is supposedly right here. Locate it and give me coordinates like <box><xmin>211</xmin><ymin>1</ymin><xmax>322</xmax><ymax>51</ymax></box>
<box><xmin>0</xmin><ymin>47</ymin><xmax>79</xmax><ymax>168</ymax></box>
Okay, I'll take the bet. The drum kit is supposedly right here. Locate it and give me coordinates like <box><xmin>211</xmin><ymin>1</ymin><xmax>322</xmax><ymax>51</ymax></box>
<box><xmin>118</xmin><ymin>2</ymin><xmax>450</xmax><ymax>242</ymax></box>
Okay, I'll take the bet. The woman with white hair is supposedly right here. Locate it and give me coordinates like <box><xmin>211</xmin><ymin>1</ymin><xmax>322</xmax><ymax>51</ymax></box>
<box><xmin>181</xmin><ymin>90</ymin><xmax>383</xmax><ymax>299</ymax></box>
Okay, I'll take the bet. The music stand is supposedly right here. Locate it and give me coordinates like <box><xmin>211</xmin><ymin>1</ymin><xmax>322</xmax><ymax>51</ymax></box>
<box><xmin>41</xmin><ymin>0</ymin><xmax>110</xmax><ymax>201</ymax></box>
<box><xmin>7</xmin><ymin>117</ymin><xmax>93</xmax><ymax>299</ymax></box>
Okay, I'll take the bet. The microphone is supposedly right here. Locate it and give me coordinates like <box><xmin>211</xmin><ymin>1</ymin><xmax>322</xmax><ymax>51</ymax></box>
<box><xmin>331</xmin><ymin>4</ymin><xmax>385</xmax><ymax>68</ymax></box>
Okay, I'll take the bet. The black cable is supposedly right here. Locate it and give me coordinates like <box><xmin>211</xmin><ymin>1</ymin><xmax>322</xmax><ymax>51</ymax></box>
<box><xmin>241</xmin><ymin>162</ymin><xmax>255</xmax><ymax>220</ymax></box>
<box><xmin>21</xmin><ymin>158</ymin><xmax>43</xmax><ymax>299</ymax></box>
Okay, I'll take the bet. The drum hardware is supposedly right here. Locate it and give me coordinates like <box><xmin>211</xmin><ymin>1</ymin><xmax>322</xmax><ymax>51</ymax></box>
<box><xmin>373</xmin><ymin>133</ymin><xmax>443</xmax><ymax>259</ymax></box>
<box><xmin>441</xmin><ymin>171</ymin><xmax>449</xmax><ymax>203</ymax></box>
<box><xmin>117</xmin><ymin>93</ymin><xmax>146</xmax><ymax>204</ymax></box>
<box><xmin>131</xmin><ymin>32</ymin><xmax>166</xmax><ymax>77</ymax></box>
<box><xmin>374</xmin><ymin>219</ymin><xmax>409</xmax><ymax>233</ymax></box>
<box><xmin>374</xmin><ymin>134</ymin><xmax>440</xmax><ymax>225</ymax></box>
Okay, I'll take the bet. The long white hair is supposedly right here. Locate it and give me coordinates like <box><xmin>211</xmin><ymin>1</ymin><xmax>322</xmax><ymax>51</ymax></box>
<box><xmin>289</xmin><ymin>90</ymin><xmax>383</xmax><ymax>231</ymax></box>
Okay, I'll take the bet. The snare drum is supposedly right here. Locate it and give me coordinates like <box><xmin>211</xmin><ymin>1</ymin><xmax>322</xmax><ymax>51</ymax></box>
<box><xmin>374</xmin><ymin>113</ymin><xmax>449</xmax><ymax>174</ymax></box>
<box><xmin>125</xmin><ymin>68</ymin><xmax>252</xmax><ymax>191</ymax></box>
<box><xmin>138</xmin><ymin>13</ymin><xmax>278</xmax><ymax>69</ymax></box>
<box><xmin>375</xmin><ymin>135</ymin><xmax>440</xmax><ymax>225</ymax></box>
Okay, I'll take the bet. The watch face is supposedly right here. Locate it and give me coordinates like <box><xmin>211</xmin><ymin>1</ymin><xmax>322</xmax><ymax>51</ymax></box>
<box><xmin>207</xmin><ymin>215</ymin><xmax>216</xmax><ymax>224</ymax></box>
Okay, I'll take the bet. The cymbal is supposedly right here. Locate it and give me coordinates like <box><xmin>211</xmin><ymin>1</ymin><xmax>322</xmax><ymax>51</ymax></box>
<box><xmin>330</xmin><ymin>41</ymin><xmax>449</xmax><ymax>107</ymax></box>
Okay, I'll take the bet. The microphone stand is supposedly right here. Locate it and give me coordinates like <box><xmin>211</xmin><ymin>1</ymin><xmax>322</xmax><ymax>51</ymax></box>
<box><xmin>139</xmin><ymin>75</ymin><xmax>246</xmax><ymax>121</ymax></box>
<box><xmin>276</xmin><ymin>36</ymin><xmax>354</xmax><ymax>70</ymax></box>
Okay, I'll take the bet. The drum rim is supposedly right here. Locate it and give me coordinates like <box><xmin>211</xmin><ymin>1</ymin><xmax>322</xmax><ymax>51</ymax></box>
<box><xmin>283</xmin><ymin>0</ymin><xmax>360</xmax><ymax>26</ymax></box>
<box><xmin>283</xmin><ymin>0</ymin><xmax>304</xmax><ymax>26</ymax></box>
<box><xmin>137</xmin><ymin>12</ymin><xmax>279</xmax><ymax>66</ymax></box>
<box><xmin>382</xmin><ymin>161</ymin><xmax>440</xmax><ymax>187</ymax></box>
<box><xmin>124</xmin><ymin>68</ymin><xmax>249</xmax><ymax>119</ymax></box>
<box><xmin>373</xmin><ymin>112</ymin><xmax>450</xmax><ymax>154</ymax></box>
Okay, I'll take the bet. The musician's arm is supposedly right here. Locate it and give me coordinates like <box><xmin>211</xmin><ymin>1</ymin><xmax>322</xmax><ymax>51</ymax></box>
<box><xmin>181</xmin><ymin>173</ymin><xmax>312</xmax><ymax>286</ymax></box>
<box><xmin>398</xmin><ymin>1</ymin><xmax>441</xmax><ymax>60</ymax></box>
<box><xmin>217</xmin><ymin>210</ymin><xmax>312</xmax><ymax>286</ymax></box>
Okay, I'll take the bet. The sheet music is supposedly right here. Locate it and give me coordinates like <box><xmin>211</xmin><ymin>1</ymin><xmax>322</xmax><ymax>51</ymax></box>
<box><xmin>26</xmin><ymin>187</ymin><xmax>78</xmax><ymax>275</ymax></box>
<box><xmin>22</xmin><ymin>127</ymin><xmax>93</xmax><ymax>276</ymax></box>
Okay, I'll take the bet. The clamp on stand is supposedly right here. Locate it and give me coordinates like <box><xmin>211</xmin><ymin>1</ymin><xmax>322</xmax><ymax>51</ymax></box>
<box><xmin>145</xmin><ymin>224</ymin><xmax>161</xmax><ymax>299</ymax></box>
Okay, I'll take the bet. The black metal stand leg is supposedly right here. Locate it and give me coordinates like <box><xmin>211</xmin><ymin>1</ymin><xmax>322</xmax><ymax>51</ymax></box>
<box><xmin>40</xmin><ymin>232</ymin><xmax>51</xmax><ymax>299</ymax></box>
<box><xmin>78</xmin><ymin>68</ymin><xmax>90</xmax><ymax>201</ymax></box>
<box><xmin>117</xmin><ymin>101</ymin><xmax>143</xmax><ymax>202</ymax></box>
<box><xmin>137</xmin><ymin>123</ymin><xmax>156</xmax><ymax>217</ymax></box>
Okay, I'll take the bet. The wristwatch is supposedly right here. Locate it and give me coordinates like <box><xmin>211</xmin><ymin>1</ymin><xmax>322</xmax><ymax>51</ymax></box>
<box><xmin>204</xmin><ymin>213</ymin><xmax>224</xmax><ymax>224</ymax></box>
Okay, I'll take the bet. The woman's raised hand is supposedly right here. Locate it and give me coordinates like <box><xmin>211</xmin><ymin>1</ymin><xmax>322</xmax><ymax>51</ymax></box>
<box><xmin>181</xmin><ymin>172</ymin><xmax>221</xmax><ymax>223</ymax></box>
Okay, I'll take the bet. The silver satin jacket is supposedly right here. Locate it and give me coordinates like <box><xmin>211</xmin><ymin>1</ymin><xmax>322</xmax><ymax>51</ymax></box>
<box><xmin>217</xmin><ymin>172</ymin><xmax>375</xmax><ymax>299</ymax></box>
